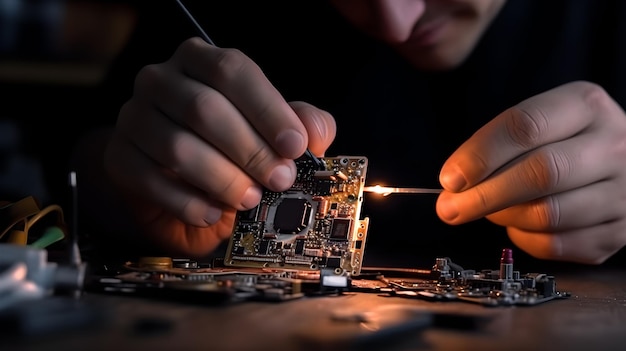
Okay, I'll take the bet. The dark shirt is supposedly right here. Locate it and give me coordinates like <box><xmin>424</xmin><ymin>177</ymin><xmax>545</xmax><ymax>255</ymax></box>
<box><xmin>94</xmin><ymin>0</ymin><xmax>626</xmax><ymax>270</ymax></box>
<box><xmin>326</xmin><ymin>0</ymin><xmax>626</xmax><ymax>269</ymax></box>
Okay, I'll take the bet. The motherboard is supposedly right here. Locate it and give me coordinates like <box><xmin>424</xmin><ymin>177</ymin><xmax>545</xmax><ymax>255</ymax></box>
<box><xmin>224</xmin><ymin>155</ymin><xmax>369</xmax><ymax>276</ymax></box>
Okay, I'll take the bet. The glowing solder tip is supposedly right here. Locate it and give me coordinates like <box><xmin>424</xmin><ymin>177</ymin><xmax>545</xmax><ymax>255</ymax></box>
<box><xmin>363</xmin><ymin>185</ymin><xmax>393</xmax><ymax>196</ymax></box>
<box><xmin>362</xmin><ymin>185</ymin><xmax>443</xmax><ymax>196</ymax></box>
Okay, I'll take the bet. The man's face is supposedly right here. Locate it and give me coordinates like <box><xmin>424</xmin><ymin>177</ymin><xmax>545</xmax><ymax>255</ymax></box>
<box><xmin>329</xmin><ymin>0</ymin><xmax>506</xmax><ymax>71</ymax></box>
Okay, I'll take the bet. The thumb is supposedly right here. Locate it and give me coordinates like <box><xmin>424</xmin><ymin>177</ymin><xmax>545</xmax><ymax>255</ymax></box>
<box><xmin>289</xmin><ymin>101</ymin><xmax>336</xmax><ymax>156</ymax></box>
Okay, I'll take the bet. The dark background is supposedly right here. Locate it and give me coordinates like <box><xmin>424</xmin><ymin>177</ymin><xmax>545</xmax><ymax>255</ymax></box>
<box><xmin>0</xmin><ymin>0</ymin><xmax>137</xmax><ymax>208</ymax></box>
<box><xmin>4</xmin><ymin>1</ymin><xmax>626</xmax><ymax>272</ymax></box>
<box><xmin>0</xmin><ymin>0</ymin><xmax>375</xmax><ymax>210</ymax></box>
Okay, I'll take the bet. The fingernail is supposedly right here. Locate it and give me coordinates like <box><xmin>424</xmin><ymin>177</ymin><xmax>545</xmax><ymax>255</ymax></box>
<box><xmin>241</xmin><ymin>186</ymin><xmax>262</xmax><ymax>209</ymax></box>
<box><xmin>437</xmin><ymin>197</ymin><xmax>459</xmax><ymax>221</ymax></box>
<box><xmin>269</xmin><ymin>164</ymin><xmax>294</xmax><ymax>191</ymax></box>
<box><xmin>275</xmin><ymin>129</ymin><xmax>306</xmax><ymax>159</ymax></box>
<box><xmin>203</xmin><ymin>206</ymin><xmax>223</xmax><ymax>225</ymax></box>
<box><xmin>440</xmin><ymin>166</ymin><xmax>467</xmax><ymax>192</ymax></box>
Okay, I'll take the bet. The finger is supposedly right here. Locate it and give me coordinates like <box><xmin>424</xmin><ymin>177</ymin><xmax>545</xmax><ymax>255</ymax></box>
<box><xmin>289</xmin><ymin>101</ymin><xmax>336</xmax><ymax>156</ymax></box>
<box><xmin>146</xmin><ymin>208</ymin><xmax>238</xmax><ymax>259</ymax></box>
<box><xmin>486</xmin><ymin>180</ymin><xmax>624</xmax><ymax>231</ymax></box>
<box><xmin>105</xmin><ymin>131</ymin><xmax>226</xmax><ymax>227</ymax></box>
<box><xmin>440</xmin><ymin>81</ymin><xmax>608</xmax><ymax>192</ymax></box>
<box><xmin>436</xmin><ymin>131</ymin><xmax>615</xmax><ymax>224</ymax></box>
<box><xmin>115</xmin><ymin>99</ymin><xmax>263</xmax><ymax>212</ymax></box>
<box><xmin>507</xmin><ymin>220</ymin><xmax>626</xmax><ymax>264</ymax></box>
<box><xmin>134</xmin><ymin>63</ymin><xmax>297</xmax><ymax>192</ymax></box>
<box><xmin>173</xmin><ymin>38</ymin><xmax>308</xmax><ymax>159</ymax></box>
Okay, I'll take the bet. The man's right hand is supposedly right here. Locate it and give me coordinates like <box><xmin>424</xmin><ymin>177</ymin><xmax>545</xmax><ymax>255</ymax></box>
<box><xmin>104</xmin><ymin>37</ymin><xmax>336</xmax><ymax>257</ymax></box>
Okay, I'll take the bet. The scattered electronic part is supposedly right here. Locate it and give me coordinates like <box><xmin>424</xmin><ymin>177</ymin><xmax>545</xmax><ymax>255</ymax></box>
<box><xmin>90</xmin><ymin>248</ymin><xmax>569</xmax><ymax>308</ymax></box>
<box><xmin>85</xmin><ymin>154</ymin><xmax>569</xmax><ymax>308</ymax></box>
<box><xmin>224</xmin><ymin>155</ymin><xmax>370</xmax><ymax>277</ymax></box>
<box><xmin>355</xmin><ymin>248</ymin><xmax>571</xmax><ymax>306</ymax></box>
<box><xmin>86</xmin><ymin>258</ymin><xmax>336</xmax><ymax>304</ymax></box>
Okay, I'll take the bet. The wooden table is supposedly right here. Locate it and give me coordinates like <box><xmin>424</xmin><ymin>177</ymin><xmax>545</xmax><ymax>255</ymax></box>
<box><xmin>4</xmin><ymin>266</ymin><xmax>626</xmax><ymax>351</ymax></box>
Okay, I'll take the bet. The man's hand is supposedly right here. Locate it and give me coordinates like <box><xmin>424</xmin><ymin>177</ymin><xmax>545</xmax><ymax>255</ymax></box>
<box><xmin>104</xmin><ymin>38</ymin><xmax>336</xmax><ymax>257</ymax></box>
<box><xmin>437</xmin><ymin>81</ymin><xmax>626</xmax><ymax>264</ymax></box>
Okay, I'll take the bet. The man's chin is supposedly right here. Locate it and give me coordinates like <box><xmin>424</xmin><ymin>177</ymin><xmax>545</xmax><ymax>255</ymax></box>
<box><xmin>396</xmin><ymin>44</ymin><xmax>472</xmax><ymax>72</ymax></box>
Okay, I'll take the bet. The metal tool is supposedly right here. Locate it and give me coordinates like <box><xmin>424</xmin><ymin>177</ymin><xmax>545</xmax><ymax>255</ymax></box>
<box><xmin>363</xmin><ymin>185</ymin><xmax>443</xmax><ymax>196</ymax></box>
<box><xmin>174</xmin><ymin>0</ymin><xmax>325</xmax><ymax>170</ymax></box>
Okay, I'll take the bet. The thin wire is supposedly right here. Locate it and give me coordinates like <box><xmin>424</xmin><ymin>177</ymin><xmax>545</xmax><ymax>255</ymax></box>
<box><xmin>175</xmin><ymin>0</ymin><xmax>215</xmax><ymax>45</ymax></box>
<box><xmin>173</xmin><ymin>0</ymin><xmax>325</xmax><ymax>171</ymax></box>
<box><xmin>363</xmin><ymin>186</ymin><xmax>443</xmax><ymax>196</ymax></box>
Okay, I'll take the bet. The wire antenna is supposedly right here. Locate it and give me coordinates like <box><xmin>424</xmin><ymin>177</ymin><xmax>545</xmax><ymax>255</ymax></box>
<box><xmin>173</xmin><ymin>0</ymin><xmax>325</xmax><ymax>170</ymax></box>
<box><xmin>175</xmin><ymin>0</ymin><xmax>215</xmax><ymax>45</ymax></box>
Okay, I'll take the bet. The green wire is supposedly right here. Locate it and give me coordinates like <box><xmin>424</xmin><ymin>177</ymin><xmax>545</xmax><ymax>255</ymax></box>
<box><xmin>30</xmin><ymin>226</ymin><xmax>65</xmax><ymax>249</ymax></box>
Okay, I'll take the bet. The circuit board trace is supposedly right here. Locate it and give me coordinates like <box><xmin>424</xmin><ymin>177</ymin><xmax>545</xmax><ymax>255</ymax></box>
<box><xmin>224</xmin><ymin>156</ymin><xmax>369</xmax><ymax>276</ymax></box>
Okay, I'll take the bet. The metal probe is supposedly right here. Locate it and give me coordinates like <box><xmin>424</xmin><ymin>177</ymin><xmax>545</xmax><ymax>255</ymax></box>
<box><xmin>363</xmin><ymin>185</ymin><xmax>443</xmax><ymax>196</ymax></box>
<box><xmin>174</xmin><ymin>0</ymin><xmax>325</xmax><ymax>170</ymax></box>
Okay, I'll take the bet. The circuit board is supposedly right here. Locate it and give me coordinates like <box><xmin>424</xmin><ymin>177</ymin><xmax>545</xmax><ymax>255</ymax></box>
<box><xmin>352</xmin><ymin>249</ymin><xmax>571</xmax><ymax>306</ymax></box>
<box><xmin>224</xmin><ymin>155</ymin><xmax>369</xmax><ymax>276</ymax></box>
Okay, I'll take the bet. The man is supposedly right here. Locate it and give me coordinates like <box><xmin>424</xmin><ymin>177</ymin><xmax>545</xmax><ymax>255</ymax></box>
<box><xmin>82</xmin><ymin>0</ymin><xmax>626</xmax><ymax>269</ymax></box>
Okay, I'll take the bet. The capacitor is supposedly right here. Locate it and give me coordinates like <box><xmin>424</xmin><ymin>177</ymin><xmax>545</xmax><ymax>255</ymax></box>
<box><xmin>315</xmin><ymin>196</ymin><xmax>329</xmax><ymax>218</ymax></box>
<box><xmin>499</xmin><ymin>248</ymin><xmax>514</xmax><ymax>281</ymax></box>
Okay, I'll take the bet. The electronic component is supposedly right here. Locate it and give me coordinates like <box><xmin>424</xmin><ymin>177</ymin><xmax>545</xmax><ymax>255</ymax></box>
<box><xmin>355</xmin><ymin>249</ymin><xmax>571</xmax><ymax>306</ymax></box>
<box><xmin>90</xmin><ymin>248</ymin><xmax>570</xmax><ymax>308</ymax></box>
<box><xmin>224</xmin><ymin>156</ymin><xmax>369</xmax><ymax>276</ymax></box>
<box><xmin>87</xmin><ymin>259</ymin><xmax>327</xmax><ymax>303</ymax></box>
